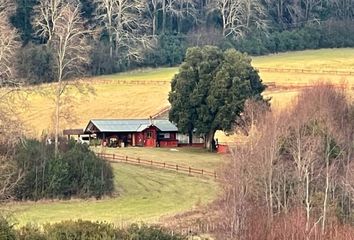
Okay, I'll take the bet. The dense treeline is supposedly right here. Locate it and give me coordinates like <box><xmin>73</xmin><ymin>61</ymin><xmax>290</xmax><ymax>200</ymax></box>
<box><xmin>1</xmin><ymin>218</ymin><xmax>185</xmax><ymax>240</ymax></box>
<box><xmin>3</xmin><ymin>140</ymin><xmax>114</xmax><ymax>201</ymax></box>
<box><xmin>218</xmin><ymin>85</ymin><xmax>354</xmax><ymax>239</ymax></box>
<box><xmin>0</xmin><ymin>0</ymin><xmax>353</xmax><ymax>85</ymax></box>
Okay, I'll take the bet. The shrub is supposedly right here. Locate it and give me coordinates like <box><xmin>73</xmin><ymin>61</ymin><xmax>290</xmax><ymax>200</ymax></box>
<box><xmin>143</xmin><ymin>34</ymin><xmax>187</xmax><ymax>67</ymax></box>
<box><xmin>126</xmin><ymin>224</ymin><xmax>185</xmax><ymax>240</ymax></box>
<box><xmin>12</xmin><ymin>220</ymin><xmax>186</xmax><ymax>240</ymax></box>
<box><xmin>13</xmin><ymin>140</ymin><xmax>114</xmax><ymax>200</ymax></box>
<box><xmin>61</xmin><ymin>143</ymin><xmax>114</xmax><ymax>198</ymax></box>
<box><xmin>17</xmin><ymin>225</ymin><xmax>46</xmax><ymax>240</ymax></box>
<box><xmin>0</xmin><ymin>216</ymin><xmax>16</xmax><ymax>240</ymax></box>
<box><xmin>44</xmin><ymin>220</ymin><xmax>119</xmax><ymax>240</ymax></box>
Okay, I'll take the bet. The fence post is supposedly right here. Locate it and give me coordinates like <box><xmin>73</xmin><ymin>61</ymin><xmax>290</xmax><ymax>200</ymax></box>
<box><xmin>138</xmin><ymin>157</ymin><xmax>140</xmax><ymax>164</ymax></box>
<box><xmin>125</xmin><ymin>156</ymin><xmax>128</xmax><ymax>162</ymax></box>
<box><xmin>189</xmin><ymin>167</ymin><xmax>191</xmax><ymax>175</ymax></box>
<box><xmin>113</xmin><ymin>154</ymin><xmax>115</xmax><ymax>160</ymax></box>
<box><xmin>202</xmin><ymin>169</ymin><xmax>204</xmax><ymax>175</ymax></box>
<box><xmin>164</xmin><ymin>162</ymin><xmax>166</xmax><ymax>168</ymax></box>
<box><xmin>176</xmin><ymin>164</ymin><xmax>178</xmax><ymax>171</ymax></box>
<box><xmin>214</xmin><ymin>171</ymin><xmax>217</xmax><ymax>179</ymax></box>
<box><xmin>150</xmin><ymin>160</ymin><xmax>153</xmax><ymax>165</ymax></box>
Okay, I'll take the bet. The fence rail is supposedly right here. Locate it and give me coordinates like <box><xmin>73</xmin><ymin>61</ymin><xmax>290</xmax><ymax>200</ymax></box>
<box><xmin>76</xmin><ymin>67</ymin><xmax>354</xmax><ymax>89</ymax></box>
<box><xmin>85</xmin><ymin>79</ymin><xmax>171</xmax><ymax>86</ymax></box>
<box><xmin>256</xmin><ymin>67</ymin><xmax>354</xmax><ymax>76</ymax></box>
<box><xmin>96</xmin><ymin>152</ymin><xmax>217</xmax><ymax>179</ymax></box>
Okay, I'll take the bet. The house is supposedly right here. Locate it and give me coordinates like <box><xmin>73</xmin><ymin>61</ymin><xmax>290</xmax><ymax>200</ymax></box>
<box><xmin>84</xmin><ymin>118</ymin><xmax>179</xmax><ymax>147</ymax></box>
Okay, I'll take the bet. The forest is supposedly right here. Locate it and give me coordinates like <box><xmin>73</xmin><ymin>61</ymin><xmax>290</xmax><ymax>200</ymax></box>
<box><xmin>0</xmin><ymin>0</ymin><xmax>353</xmax><ymax>85</ymax></box>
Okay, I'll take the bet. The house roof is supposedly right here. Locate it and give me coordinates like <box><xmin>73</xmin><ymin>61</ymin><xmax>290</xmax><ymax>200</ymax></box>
<box><xmin>84</xmin><ymin>119</ymin><xmax>178</xmax><ymax>133</ymax></box>
<box><xmin>63</xmin><ymin>129</ymin><xmax>84</xmax><ymax>135</ymax></box>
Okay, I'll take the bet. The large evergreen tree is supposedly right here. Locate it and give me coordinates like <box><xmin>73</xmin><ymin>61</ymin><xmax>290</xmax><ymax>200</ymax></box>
<box><xmin>169</xmin><ymin>46</ymin><xmax>266</xmax><ymax>150</ymax></box>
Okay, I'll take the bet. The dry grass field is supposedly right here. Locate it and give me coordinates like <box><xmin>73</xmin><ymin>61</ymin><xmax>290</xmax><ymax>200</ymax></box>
<box><xmin>5</xmin><ymin>48</ymin><xmax>354</xmax><ymax>227</ymax></box>
<box><xmin>254</xmin><ymin>48</ymin><xmax>354</xmax><ymax>86</ymax></box>
<box><xmin>253</xmin><ymin>48</ymin><xmax>354</xmax><ymax>70</ymax></box>
<box><xmin>12</xmin><ymin>48</ymin><xmax>354</xmax><ymax>137</ymax></box>
<box><xmin>17</xmin><ymin>70</ymin><xmax>173</xmax><ymax>137</ymax></box>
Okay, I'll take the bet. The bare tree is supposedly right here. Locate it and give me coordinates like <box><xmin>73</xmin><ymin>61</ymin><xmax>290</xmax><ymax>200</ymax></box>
<box><xmin>33</xmin><ymin>0</ymin><xmax>66</xmax><ymax>42</ymax></box>
<box><xmin>0</xmin><ymin>111</ymin><xmax>25</xmax><ymax>202</ymax></box>
<box><xmin>330</xmin><ymin>0</ymin><xmax>354</xmax><ymax>20</ymax></box>
<box><xmin>186</xmin><ymin>26</ymin><xmax>223</xmax><ymax>46</ymax></box>
<box><xmin>219</xmin><ymin>84</ymin><xmax>354</xmax><ymax>239</ymax></box>
<box><xmin>0</xmin><ymin>12</ymin><xmax>20</xmax><ymax>86</ymax></box>
<box><xmin>209</xmin><ymin>0</ymin><xmax>244</xmax><ymax>38</ymax></box>
<box><xmin>0</xmin><ymin>0</ymin><xmax>26</xmax><ymax>202</ymax></box>
<box><xmin>95</xmin><ymin>0</ymin><xmax>118</xmax><ymax>57</ymax></box>
<box><xmin>242</xmin><ymin>0</ymin><xmax>268</xmax><ymax>31</ymax></box>
<box><xmin>209</xmin><ymin>0</ymin><xmax>267</xmax><ymax>39</ymax></box>
<box><xmin>34</xmin><ymin>1</ymin><xmax>92</xmax><ymax>154</ymax></box>
<box><xmin>95</xmin><ymin>0</ymin><xmax>152</xmax><ymax>62</ymax></box>
<box><xmin>166</xmin><ymin>0</ymin><xmax>198</xmax><ymax>33</ymax></box>
<box><xmin>145</xmin><ymin>0</ymin><xmax>162</xmax><ymax>35</ymax></box>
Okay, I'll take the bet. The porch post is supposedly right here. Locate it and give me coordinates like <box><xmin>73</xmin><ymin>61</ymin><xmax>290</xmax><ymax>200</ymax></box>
<box><xmin>132</xmin><ymin>133</ymin><xmax>136</xmax><ymax>146</ymax></box>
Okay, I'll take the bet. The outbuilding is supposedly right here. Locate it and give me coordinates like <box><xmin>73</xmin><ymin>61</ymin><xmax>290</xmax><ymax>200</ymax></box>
<box><xmin>84</xmin><ymin>118</ymin><xmax>179</xmax><ymax>147</ymax></box>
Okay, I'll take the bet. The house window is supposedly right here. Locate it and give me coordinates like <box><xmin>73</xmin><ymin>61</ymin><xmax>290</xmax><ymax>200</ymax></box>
<box><xmin>158</xmin><ymin>133</ymin><xmax>170</xmax><ymax>139</ymax></box>
<box><xmin>147</xmin><ymin>131</ymin><xmax>153</xmax><ymax>139</ymax></box>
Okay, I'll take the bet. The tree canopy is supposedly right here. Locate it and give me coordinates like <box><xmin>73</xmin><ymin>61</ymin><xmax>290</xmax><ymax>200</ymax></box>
<box><xmin>168</xmin><ymin>46</ymin><xmax>266</xmax><ymax>150</ymax></box>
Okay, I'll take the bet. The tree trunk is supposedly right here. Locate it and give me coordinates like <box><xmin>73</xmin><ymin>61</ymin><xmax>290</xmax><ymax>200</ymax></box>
<box><xmin>305</xmin><ymin>167</ymin><xmax>311</xmax><ymax>237</ymax></box>
<box><xmin>54</xmin><ymin>81</ymin><xmax>61</xmax><ymax>156</ymax></box>
<box><xmin>322</xmin><ymin>137</ymin><xmax>331</xmax><ymax>235</ymax></box>
<box><xmin>153</xmin><ymin>7</ymin><xmax>157</xmax><ymax>36</ymax></box>
<box><xmin>188</xmin><ymin>130</ymin><xmax>193</xmax><ymax>146</ymax></box>
<box><xmin>162</xmin><ymin>0</ymin><xmax>166</xmax><ymax>33</ymax></box>
<box><xmin>205</xmin><ymin>130</ymin><xmax>216</xmax><ymax>152</ymax></box>
<box><xmin>54</xmin><ymin>62</ymin><xmax>63</xmax><ymax>156</ymax></box>
<box><xmin>109</xmin><ymin>30</ymin><xmax>113</xmax><ymax>58</ymax></box>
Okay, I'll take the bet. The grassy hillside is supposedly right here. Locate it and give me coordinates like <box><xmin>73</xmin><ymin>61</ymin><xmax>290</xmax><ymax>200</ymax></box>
<box><xmin>7</xmin><ymin>162</ymin><xmax>219</xmax><ymax>226</ymax></box>
<box><xmin>6</xmin><ymin>48</ymin><xmax>354</xmax><ymax>227</ymax></box>
<box><xmin>253</xmin><ymin>48</ymin><xmax>354</xmax><ymax>70</ymax></box>
<box><xmin>254</xmin><ymin>48</ymin><xmax>354</xmax><ymax>85</ymax></box>
<box><xmin>14</xmin><ymin>48</ymin><xmax>354</xmax><ymax>136</ymax></box>
<box><xmin>99</xmin><ymin>147</ymin><xmax>225</xmax><ymax>172</ymax></box>
<box><xmin>20</xmin><ymin>76</ymin><xmax>172</xmax><ymax>137</ymax></box>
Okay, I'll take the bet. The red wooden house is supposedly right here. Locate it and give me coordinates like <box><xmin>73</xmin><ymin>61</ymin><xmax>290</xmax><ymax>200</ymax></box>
<box><xmin>84</xmin><ymin>119</ymin><xmax>179</xmax><ymax>147</ymax></box>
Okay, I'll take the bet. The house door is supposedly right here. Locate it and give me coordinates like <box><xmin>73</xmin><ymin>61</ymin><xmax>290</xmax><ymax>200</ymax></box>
<box><xmin>144</xmin><ymin>128</ymin><xmax>157</xmax><ymax>147</ymax></box>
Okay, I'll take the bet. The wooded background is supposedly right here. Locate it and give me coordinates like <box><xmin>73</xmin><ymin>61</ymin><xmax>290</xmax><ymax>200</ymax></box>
<box><xmin>0</xmin><ymin>0</ymin><xmax>353</xmax><ymax>85</ymax></box>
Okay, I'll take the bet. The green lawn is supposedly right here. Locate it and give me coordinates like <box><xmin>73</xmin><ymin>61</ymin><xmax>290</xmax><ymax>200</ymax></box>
<box><xmin>96</xmin><ymin>147</ymin><xmax>225</xmax><ymax>172</ymax></box>
<box><xmin>7</xmin><ymin>163</ymin><xmax>219</xmax><ymax>227</ymax></box>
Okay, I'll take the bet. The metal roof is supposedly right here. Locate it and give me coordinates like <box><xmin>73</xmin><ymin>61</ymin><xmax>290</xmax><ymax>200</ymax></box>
<box><xmin>63</xmin><ymin>129</ymin><xmax>84</xmax><ymax>135</ymax></box>
<box><xmin>85</xmin><ymin>119</ymin><xmax>178</xmax><ymax>133</ymax></box>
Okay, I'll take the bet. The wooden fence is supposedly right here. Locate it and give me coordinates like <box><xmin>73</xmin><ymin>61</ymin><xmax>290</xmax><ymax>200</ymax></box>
<box><xmin>256</xmin><ymin>67</ymin><xmax>354</xmax><ymax>76</ymax></box>
<box><xmin>96</xmin><ymin>152</ymin><xmax>217</xmax><ymax>179</ymax></box>
<box><xmin>86</xmin><ymin>79</ymin><xmax>171</xmax><ymax>86</ymax></box>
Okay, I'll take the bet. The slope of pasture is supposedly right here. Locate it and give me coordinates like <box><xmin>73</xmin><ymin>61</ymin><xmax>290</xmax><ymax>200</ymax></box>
<box><xmin>253</xmin><ymin>48</ymin><xmax>354</xmax><ymax>70</ymax></box>
<box><xmin>253</xmin><ymin>48</ymin><xmax>354</xmax><ymax>85</ymax></box>
<box><xmin>8</xmin><ymin>163</ymin><xmax>218</xmax><ymax>226</ymax></box>
<box><xmin>17</xmin><ymin>49</ymin><xmax>354</xmax><ymax>136</ymax></box>
<box><xmin>20</xmin><ymin>68</ymin><xmax>176</xmax><ymax>137</ymax></box>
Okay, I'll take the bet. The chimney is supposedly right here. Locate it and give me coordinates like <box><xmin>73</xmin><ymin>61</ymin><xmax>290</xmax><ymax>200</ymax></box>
<box><xmin>149</xmin><ymin>116</ymin><xmax>153</xmax><ymax>125</ymax></box>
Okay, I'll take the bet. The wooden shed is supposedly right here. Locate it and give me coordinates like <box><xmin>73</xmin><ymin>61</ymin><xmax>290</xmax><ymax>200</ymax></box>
<box><xmin>84</xmin><ymin>118</ymin><xmax>179</xmax><ymax>148</ymax></box>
